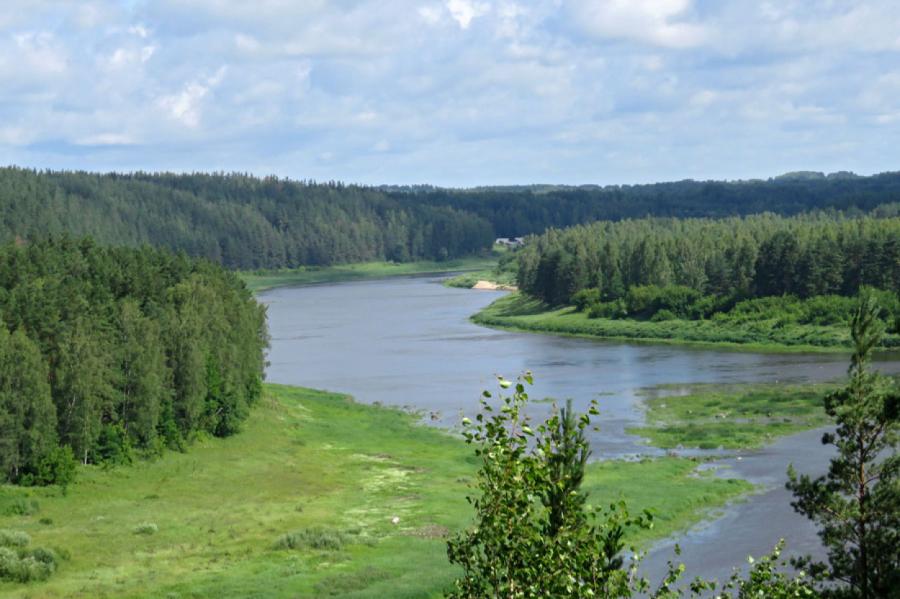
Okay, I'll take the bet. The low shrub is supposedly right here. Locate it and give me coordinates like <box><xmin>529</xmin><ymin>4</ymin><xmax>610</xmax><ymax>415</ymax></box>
<box><xmin>0</xmin><ymin>530</ymin><xmax>30</xmax><ymax>548</ymax></box>
<box><xmin>587</xmin><ymin>299</ymin><xmax>626</xmax><ymax>319</ymax></box>
<box><xmin>0</xmin><ymin>532</ymin><xmax>59</xmax><ymax>583</ymax></box>
<box><xmin>132</xmin><ymin>522</ymin><xmax>158</xmax><ymax>535</ymax></box>
<box><xmin>5</xmin><ymin>498</ymin><xmax>39</xmax><ymax>517</ymax></box>
<box><xmin>274</xmin><ymin>527</ymin><xmax>347</xmax><ymax>551</ymax></box>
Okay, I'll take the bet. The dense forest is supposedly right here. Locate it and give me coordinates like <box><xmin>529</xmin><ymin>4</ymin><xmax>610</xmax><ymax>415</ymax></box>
<box><xmin>0</xmin><ymin>238</ymin><xmax>268</xmax><ymax>485</ymax></box>
<box><xmin>2</xmin><ymin>167</ymin><xmax>900</xmax><ymax>269</ymax></box>
<box><xmin>390</xmin><ymin>171</ymin><xmax>900</xmax><ymax>238</ymax></box>
<box><xmin>515</xmin><ymin>212</ymin><xmax>900</xmax><ymax>333</ymax></box>
<box><xmin>0</xmin><ymin>168</ymin><xmax>494</xmax><ymax>269</ymax></box>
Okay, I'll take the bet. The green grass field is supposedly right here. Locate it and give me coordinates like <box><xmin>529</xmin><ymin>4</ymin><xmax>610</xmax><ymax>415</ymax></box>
<box><xmin>0</xmin><ymin>384</ymin><xmax>751</xmax><ymax>598</ymax></box>
<box><xmin>240</xmin><ymin>258</ymin><xmax>498</xmax><ymax>293</ymax></box>
<box><xmin>471</xmin><ymin>293</ymin><xmax>866</xmax><ymax>353</ymax></box>
<box><xmin>627</xmin><ymin>383</ymin><xmax>837</xmax><ymax>450</ymax></box>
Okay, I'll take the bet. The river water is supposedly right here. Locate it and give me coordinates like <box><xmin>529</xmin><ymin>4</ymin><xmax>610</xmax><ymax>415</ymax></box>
<box><xmin>260</xmin><ymin>275</ymin><xmax>900</xmax><ymax>584</ymax></box>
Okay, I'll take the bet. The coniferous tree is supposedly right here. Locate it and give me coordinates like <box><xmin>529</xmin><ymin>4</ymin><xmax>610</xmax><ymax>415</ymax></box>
<box><xmin>787</xmin><ymin>294</ymin><xmax>900</xmax><ymax>598</ymax></box>
<box><xmin>0</xmin><ymin>328</ymin><xmax>57</xmax><ymax>482</ymax></box>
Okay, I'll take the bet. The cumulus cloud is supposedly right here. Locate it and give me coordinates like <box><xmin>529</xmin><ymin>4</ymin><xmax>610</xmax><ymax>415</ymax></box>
<box><xmin>0</xmin><ymin>0</ymin><xmax>897</xmax><ymax>183</ymax></box>
<box><xmin>158</xmin><ymin>67</ymin><xmax>227</xmax><ymax>128</ymax></box>
<box><xmin>565</xmin><ymin>0</ymin><xmax>707</xmax><ymax>48</ymax></box>
<box><xmin>446</xmin><ymin>0</ymin><xmax>490</xmax><ymax>29</ymax></box>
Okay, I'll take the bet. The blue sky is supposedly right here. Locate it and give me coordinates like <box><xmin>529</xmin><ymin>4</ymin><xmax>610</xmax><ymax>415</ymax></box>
<box><xmin>1</xmin><ymin>0</ymin><xmax>898</xmax><ymax>186</ymax></box>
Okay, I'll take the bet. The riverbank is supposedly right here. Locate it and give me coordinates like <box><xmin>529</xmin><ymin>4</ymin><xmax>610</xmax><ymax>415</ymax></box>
<box><xmin>471</xmin><ymin>293</ymin><xmax>878</xmax><ymax>354</ymax></box>
<box><xmin>442</xmin><ymin>270</ymin><xmax>517</xmax><ymax>291</ymax></box>
<box><xmin>240</xmin><ymin>257</ymin><xmax>498</xmax><ymax>293</ymax></box>
<box><xmin>0</xmin><ymin>384</ymin><xmax>751</xmax><ymax>598</ymax></box>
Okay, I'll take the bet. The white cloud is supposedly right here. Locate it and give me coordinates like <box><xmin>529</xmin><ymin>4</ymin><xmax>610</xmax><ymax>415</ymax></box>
<box><xmin>158</xmin><ymin>67</ymin><xmax>227</xmax><ymax>128</ymax></box>
<box><xmin>445</xmin><ymin>0</ymin><xmax>490</xmax><ymax>30</ymax></box>
<box><xmin>0</xmin><ymin>0</ymin><xmax>897</xmax><ymax>184</ymax></box>
<box><xmin>566</xmin><ymin>0</ymin><xmax>707</xmax><ymax>48</ymax></box>
<box><xmin>418</xmin><ymin>4</ymin><xmax>443</xmax><ymax>25</ymax></box>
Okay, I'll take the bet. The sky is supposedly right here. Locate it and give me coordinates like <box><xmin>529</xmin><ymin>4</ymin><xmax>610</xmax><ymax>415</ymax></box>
<box><xmin>1</xmin><ymin>0</ymin><xmax>898</xmax><ymax>186</ymax></box>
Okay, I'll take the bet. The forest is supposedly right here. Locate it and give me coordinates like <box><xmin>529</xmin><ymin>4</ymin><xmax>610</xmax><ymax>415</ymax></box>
<box><xmin>0</xmin><ymin>237</ymin><xmax>268</xmax><ymax>486</ymax></box>
<box><xmin>389</xmin><ymin>171</ymin><xmax>900</xmax><ymax>237</ymax></box>
<box><xmin>0</xmin><ymin>168</ymin><xmax>494</xmax><ymax>269</ymax></box>
<box><xmin>2</xmin><ymin>168</ymin><xmax>900</xmax><ymax>270</ymax></box>
<box><xmin>515</xmin><ymin>212</ymin><xmax>900</xmax><ymax>334</ymax></box>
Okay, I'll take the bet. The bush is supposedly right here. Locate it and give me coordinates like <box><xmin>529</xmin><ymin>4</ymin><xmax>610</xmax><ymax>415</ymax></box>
<box><xmin>5</xmin><ymin>498</ymin><xmax>39</xmax><ymax>516</ymax></box>
<box><xmin>274</xmin><ymin>527</ymin><xmax>346</xmax><ymax>551</ymax></box>
<box><xmin>588</xmin><ymin>299</ymin><xmax>627</xmax><ymax>319</ymax></box>
<box><xmin>572</xmin><ymin>287</ymin><xmax>602</xmax><ymax>312</ymax></box>
<box><xmin>95</xmin><ymin>425</ymin><xmax>132</xmax><ymax>466</ymax></box>
<box><xmin>0</xmin><ymin>530</ymin><xmax>30</xmax><ymax>548</ymax></box>
<box><xmin>0</xmin><ymin>532</ymin><xmax>59</xmax><ymax>583</ymax></box>
<box><xmin>20</xmin><ymin>446</ymin><xmax>77</xmax><ymax>488</ymax></box>
<box><xmin>625</xmin><ymin>285</ymin><xmax>702</xmax><ymax>319</ymax></box>
<box><xmin>651</xmin><ymin>309</ymin><xmax>677</xmax><ymax>322</ymax></box>
<box><xmin>132</xmin><ymin>523</ymin><xmax>158</xmax><ymax>535</ymax></box>
<box><xmin>798</xmin><ymin>295</ymin><xmax>855</xmax><ymax>326</ymax></box>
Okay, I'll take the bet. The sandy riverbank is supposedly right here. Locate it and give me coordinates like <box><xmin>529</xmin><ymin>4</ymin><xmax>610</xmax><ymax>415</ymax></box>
<box><xmin>472</xmin><ymin>279</ymin><xmax>518</xmax><ymax>291</ymax></box>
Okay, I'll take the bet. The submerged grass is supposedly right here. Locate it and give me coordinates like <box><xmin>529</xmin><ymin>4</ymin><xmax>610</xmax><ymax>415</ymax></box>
<box><xmin>240</xmin><ymin>257</ymin><xmax>499</xmax><ymax>293</ymax></box>
<box><xmin>472</xmin><ymin>293</ymin><xmax>865</xmax><ymax>353</ymax></box>
<box><xmin>0</xmin><ymin>384</ymin><xmax>751</xmax><ymax>598</ymax></box>
<box><xmin>627</xmin><ymin>383</ymin><xmax>837</xmax><ymax>450</ymax></box>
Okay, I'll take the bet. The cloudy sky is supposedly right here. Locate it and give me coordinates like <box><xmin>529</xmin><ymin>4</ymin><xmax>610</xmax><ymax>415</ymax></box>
<box><xmin>1</xmin><ymin>0</ymin><xmax>898</xmax><ymax>186</ymax></box>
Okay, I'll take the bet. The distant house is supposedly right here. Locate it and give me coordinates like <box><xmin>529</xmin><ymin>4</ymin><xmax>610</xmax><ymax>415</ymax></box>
<box><xmin>495</xmin><ymin>237</ymin><xmax>525</xmax><ymax>248</ymax></box>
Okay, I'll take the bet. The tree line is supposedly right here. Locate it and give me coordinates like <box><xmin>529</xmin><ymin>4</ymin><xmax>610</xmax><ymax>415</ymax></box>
<box><xmin>516</xmin><ymin>212</ymin><xmax>900</xmax><ymax>310</ymax></box>
<box><xmin>0</xmin><ymin>237</ymin><xmax>268</xmax><ymax>485</ymax></box>
<box><xmin>390</xmin><ymin>170</ymin><xmax>900</xmax><ymax>238</ymax></box>
<box><xmin>3</xmin><ymin>167</ymin><xmax>900</xmax><ymax>269</ymax></box>
<box><xmin>0</xmin><ymin>168</ymin><xmax>494</xmax><ymax>269</ymax></box>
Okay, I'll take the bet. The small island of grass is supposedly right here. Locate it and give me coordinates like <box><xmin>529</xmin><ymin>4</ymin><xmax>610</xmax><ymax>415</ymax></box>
<box><xmin>626</xmin><ymin>383</ymin><xmax>838</xmax><ymax>450</ymax></box>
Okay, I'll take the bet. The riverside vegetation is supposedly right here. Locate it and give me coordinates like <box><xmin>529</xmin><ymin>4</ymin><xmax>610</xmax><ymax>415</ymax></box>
<box><xmin>474</xmin><ymin>211</ymin><xmax>900</xmax><ymax>351</ymax></box>
<box><xmin>627</xmin><ymin>383</ymin><xmax>839</xmax><ymax>450</ymax></box>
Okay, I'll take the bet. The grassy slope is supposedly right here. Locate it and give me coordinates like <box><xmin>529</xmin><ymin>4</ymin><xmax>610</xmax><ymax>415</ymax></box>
<box><xmin>472</xmin><ymin>293</ymin><xmax>862</xmax><ymax>353</ymax></box>
<box><xmin>0</xmin><ymin>385</ymin><xmax>750</xmax><ymax>598</ymax></box>
<box><xmin>627</xmin><ymin>383</ymin><xmax>837</xmax><ymax>450</ymax></box>
<box><xmin>240</xmin><ymin>258</ymin><xmax>498</xmax><ymax>293</ymax></box>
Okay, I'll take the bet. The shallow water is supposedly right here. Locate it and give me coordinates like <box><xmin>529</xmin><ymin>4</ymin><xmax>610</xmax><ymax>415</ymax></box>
<box><xmin>261</xmin><ymin>275</ymin><xmax>900</xmax><ymax>581</ymax></box>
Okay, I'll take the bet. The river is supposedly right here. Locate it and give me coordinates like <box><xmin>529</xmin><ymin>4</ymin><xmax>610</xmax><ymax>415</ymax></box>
<box><xmin>260</xmin><ymin>274</ymin><xmax>900</xmax><ymax>584</ymax></box>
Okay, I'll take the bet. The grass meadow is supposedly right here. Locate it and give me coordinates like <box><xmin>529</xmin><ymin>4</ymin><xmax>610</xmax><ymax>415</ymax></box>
<box><xmin>0</xmin><ymin>384</ymin><xmax>751</xmax><ymax>598</ymax></box>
